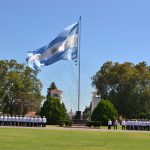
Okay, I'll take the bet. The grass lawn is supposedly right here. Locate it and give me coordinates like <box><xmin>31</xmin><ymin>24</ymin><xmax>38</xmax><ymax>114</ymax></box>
<box><xmin>0</xmin><ymin>127</ymin><xmax>150</xmax><ymax>150</ymax></box>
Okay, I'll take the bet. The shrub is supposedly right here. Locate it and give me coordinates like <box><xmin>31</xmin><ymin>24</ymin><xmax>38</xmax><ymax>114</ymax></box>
<box><xmin>86</xmin><ymin>121</ymin><xmax>101</xmax><ymax>128</ymax></box>
<box><xmin>65</xmin><ymin>120</ymin><xmax>72</xmax><ymax>127</ymax></box>
<box><xmin>91</xmin><ymin>99</ymin><xmax>118</xmax><ymax>126</ymax></box>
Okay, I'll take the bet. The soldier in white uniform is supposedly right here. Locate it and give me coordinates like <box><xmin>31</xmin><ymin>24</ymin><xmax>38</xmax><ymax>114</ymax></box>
<box><xmin>146</xmin><ymin>120</ymin><xmax>149</xmax><ymax>131</ymax></box>
<box><xmin>22</xmin><ymin>116</ymin><xmax>26</xmax><ymax>126</ymax></box>
<box><xmin>30</xmin><ymin>117</ymin><xmax>34</xmax><ymax>127</ymax></box>
<box><xmin>42</xmin><ymin>116</ymin><xmax>47</xmax><ymax>127</ymax></box>
<box><xmin>131</xmin><ymin>121</ymin><xmax>134</xmax><ymax>130</ymax></box>
<box><xmin>108</xmin><ymin>119</ymin><xmax>112</xmax><ymax>130</ymax></box>
<box><xmin>0</xmin><ymin>115</ymin><xmax>3</xmax><ymax>126</ymax></box>
<box><xmin>16</xmin><ymin>116</ymin><xmax>19</xmax><ymax>126</ymax></box>
<box><xmin>148</xmin><ymin>120</ymin><xmax>150</xmax><ymax>131</ymax></box>
<box><xmin>121</xmin><ymin>120</ymin><xmax>126</xmax><ymax>130</ymax></box>
<box><xmin>114</xmin><ymin>119</ymin><xmax>118</xmax><ymax>130</ymax></box>
<box><xmin>26</xmin><ymin>116</ymin><xmax>30</xmax><ymax>127</ymax></box>
<box><xmin>38</xmin><ymin>117</ymin><xmax>42</xmax><ymax>127</ymax></box>
<box><xmin>11</xmin><ymin>115</ymin><xmax>15</xmax><ymax>126</ymax></box>
<box><xmin>34</xmin><ymin>116</ymin><xmax>38</xmax><ymax>127</ymax></box>
<box><xmin>142</xmin><ymin>120</ymin><xmax>146</xmax><ymax>131</ymax></box>
<box><xmin>125</xmin><ymin>120</ymin><xmax>128</xmax><ymax>130</ymax></box>
<box><xmin>3</xmin><ymin>115</ymin><xmax>7</xmax><ymax>126</ymax></box>
<box><xmin>7</xmin><ymin>115</ymin><xmax>12</xmax><ymax>126</ymax></box>
<box><xmin>138</xmin><ymin>120</ymin><xmax>142</xmax><ymax>130</ymax></box>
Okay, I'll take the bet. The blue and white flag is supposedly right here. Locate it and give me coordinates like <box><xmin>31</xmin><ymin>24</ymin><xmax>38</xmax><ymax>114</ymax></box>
<box><xmin>26</xmin><ymin>22</ymin><xmax>79</xmax><ymax>70</ymax></box>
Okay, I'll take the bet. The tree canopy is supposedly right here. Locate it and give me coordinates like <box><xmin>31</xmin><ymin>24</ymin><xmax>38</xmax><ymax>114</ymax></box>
<box><xmin>91</xmin><ymin>99</ymin><xmax>118</xmax><ymax>125</ymax></box>
<box><xmin>47</xmin><ymin>82</ymin><xmax>57</xmax><ymax>97</ymax></box>
<box><xmin>40</xmin><ymin>96</ymin><xmax>68</xmax><ymax>125</ymax></box>
<box><xmin>92</xmin><ymin>61</ymin><xmax>150</xmax><ymax>119</ymax></box>
<box><xmin>83</xmin><ymin>104</ymin><xmax>91</xmax><ymax>120</ymax></box>
<box><xmin>40</xmin><ymin>83</ymin><xmax>68</xmax><ymax>125</ymax></box>
<box><xmin>0</xmin><ymin>59</ymin><xmax>44</xmax><ymax>115</ymax></box>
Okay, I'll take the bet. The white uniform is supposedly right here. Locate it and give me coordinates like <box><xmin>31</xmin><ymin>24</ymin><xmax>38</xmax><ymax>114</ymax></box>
<box><xmin>114</xmin><ymin>120</ymin><xmax>118</xmax><ymax>130</ymax></box>
<box><xmin>42</xmin><ymin>117</ymin><xmax>47</xmax><ymax>127</ymax></box>
<box><xmin>37</xmin><ymin>117</ymin><xmax>42</xmax><ymax>127</ymax></box>
<box><xmin>34</xmin><ymin>117</ymin><xmax>38</xmax><ymax>127</ymax></box>
<box><xmin>7</xmin><ymin>116</ymin><xmax>12</xmax><ymax>126</ymax></box>
<box><xmin>11</xmin><ymin>116</ymin><xmax>15</xmax><ymax>126</ymax></box>
<box><xmin>26</xmin><ymin>117</ymin><xmax>30</xmax><ymax>126</ymax></box>
<box><xmin>3</xmin><ymin>116</ymin><xmax>7</xmax><ymax>126</ymax></box>
<box><xmin>121</xmin><ymin>120</ymin><xmax>126</xmax><ymax>130</ymax></box>
<box><xmin>15</xmin><ymin>116</ymin><xmax>19</xmax><ymax>126</ymax></box>
<box><xmin>30</xmin><ymin>117</ymin><xmax>34</xmax><ymax>127</ymax></box>
<box><xmin>42</xmin><ymin>117</ymin><xmax>47</xmax><ymax>123</ymax></box>
<box><xmin>0</xmin><ymin>115</ymin><xmax>3</xmax><ymax>126</ymax></box>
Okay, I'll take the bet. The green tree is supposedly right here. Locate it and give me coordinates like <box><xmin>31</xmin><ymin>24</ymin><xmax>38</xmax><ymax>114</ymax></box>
<box><xmin>83</xmin><ymin>103</ymin><xmax>91</xmax><ymax>120</ymax></box>
<box><xmin>40</xmin><ymin>82</ymin><xmax>68</xmax><ymax>125</ymax></box>
<box><xmin>0</xmin><ymin>59</ymin><xmax>44</xmax><ymax>115</ymax></box>
<box><xmin>92</xmin><ymin>61</ymin><xmax>150</xmax><ymax>119</ymax></box>
<box><xmin>91</xmin><ymin>99</ymin><xmax>118</xmax><ymax>125</ymax></box>
<box><xmin>47</xmin><ymin>82</ymin><xmax>57</xmax><ymax>97</ymax></box>
<box><xmin>40</xmin><ymin>96</ymin><xmax>68</xmax><ymax>125</ymax></box>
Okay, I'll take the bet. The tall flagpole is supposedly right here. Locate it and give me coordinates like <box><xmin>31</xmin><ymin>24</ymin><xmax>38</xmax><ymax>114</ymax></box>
<box><xmin>78</xmin><ymin>16</ymin><xmax>81</xmax><ymax>111</ymax></box>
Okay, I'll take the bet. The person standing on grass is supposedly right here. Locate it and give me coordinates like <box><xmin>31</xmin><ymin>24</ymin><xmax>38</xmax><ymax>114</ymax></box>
<box><xmin>121</xmin><ymin>120</ymin><xmax>126</xmax><ymax>130</ymax></box>
<box><xmin>0</xmin><ymin>115</ymin><xmax>2</xmax><ymax>126</ymax></box>
<box><xmin>42</xmin><ymin>116</ymin><xmax>47</xmax><ymax>127</ymax></box>
<box><xmin>3</xmin><ymin>115</ymin><xmax>7</xmax><ymax>126</ymax></box>
<box><xmin>38</xmin><ymin>116</ymin><xmax>42</xmax><ymax>127</ymax></box>
<box><xmin>114</xmin><ymin>119</ymin><xmax>118</xmax><ymax>130</ymax></box>
<box><xmin>108</xmin><ymin>119</ymin><xmax>112</xmax><ymax>130</ymax></box>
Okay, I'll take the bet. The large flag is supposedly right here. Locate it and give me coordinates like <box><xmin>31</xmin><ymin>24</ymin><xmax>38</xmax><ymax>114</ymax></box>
<box><xmin>26</xmin><ymin>22</ymin><xmax>79</xmax><ymax>70</ymax></box>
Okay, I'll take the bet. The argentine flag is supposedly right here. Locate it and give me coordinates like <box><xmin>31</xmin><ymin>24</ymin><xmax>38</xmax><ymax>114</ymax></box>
<box><xmin>26</xmin><ymin>22</ymin><xmax>79</xmax><ymax>70</ymax></box>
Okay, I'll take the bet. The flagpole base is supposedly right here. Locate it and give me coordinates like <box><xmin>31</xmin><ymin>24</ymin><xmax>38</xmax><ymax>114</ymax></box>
<box><xmin>74</xmin><ymin>111</ymin><xmax>81</xmax><ymax>120</ymax></box>
<box><xmin>72</xmin><ymin>111</ymin><xmax>87</xmax><ymax>127</ymax></box>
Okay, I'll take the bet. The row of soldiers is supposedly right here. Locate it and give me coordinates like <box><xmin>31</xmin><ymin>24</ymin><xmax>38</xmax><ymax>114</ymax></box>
<box><xmin>108</xmin><ymin>119</ymin><xmax>150</xmax><ymax>131</ymax></box>
<box><xmin>0</xmin><ymin>115</ymin><xmax>47</xmax><ymax>127</ymax></box>
<box><xmin>121</xmin><ymin>120</ymin><xmax>150</xmax><ymax>131</ymax></box>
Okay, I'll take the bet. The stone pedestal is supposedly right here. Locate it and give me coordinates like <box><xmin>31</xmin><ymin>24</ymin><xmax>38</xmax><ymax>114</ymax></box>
<box><xmin>74</xmin><ymin>111</ymin><xmax>81</xmax><ymax>120</ymax></box>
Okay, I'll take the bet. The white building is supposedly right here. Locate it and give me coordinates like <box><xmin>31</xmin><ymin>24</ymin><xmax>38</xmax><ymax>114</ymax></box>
<box><xmin>49</xmin><ymin>89</ymin><xmax>63</xmax><ymax>102</ymax></box>
<box><xmin>91</xmin><ymin>91</ymin><xmax>101</xmax><ymax>112</ymax></box>
<box><xmin>68</xmin><ymin>109</ymin><xmax>74</xmax><ymax>120</ymax></box>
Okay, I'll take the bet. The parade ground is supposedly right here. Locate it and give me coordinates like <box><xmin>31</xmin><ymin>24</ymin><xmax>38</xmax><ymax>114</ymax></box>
<box><xmin>0</xmin><ymin>126</ymin><xmax>150</xmax><ymax>150</ymax></box>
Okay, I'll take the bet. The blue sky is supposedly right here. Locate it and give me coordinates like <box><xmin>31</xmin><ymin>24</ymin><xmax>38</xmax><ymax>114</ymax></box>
<box><xmin>0</xmin><ymin>0</ymin><xmax>150</xmax><ymax>112</ymax></box>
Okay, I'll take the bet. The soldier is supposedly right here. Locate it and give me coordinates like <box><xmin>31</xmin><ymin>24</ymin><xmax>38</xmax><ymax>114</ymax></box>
<box><xmin>138</xmin><ymin>120</ymin><xmax>142</xmax><ymax>130</ymax></box>
<box><xmin>114</xmin><ymin>119</ymin><xmax>118</xmax><ymax>130</ymax></box>
<box><xmin>142</xmin><ymin>120</ymin><xmax>146</xmax><ymax>131</ymax></box>
<box><xmin>0</xmin><ymin>115</ymin><xmax>3</xmax><ymax>126</ymax></box>
<box><xmin>125</xmin><ymin>120</ymin><xmax>129</xmax><ymax>130</ymax></box>
<box><xmin>34</xmin><ymin>117</ymin><xmax>36</xmax><ymax>127</ymax></box>
<box><xmin>15</xmin><ymin>116</ymin><xmax>19</xmax><ymax>126</ymax></box>
<box><xmin>148</xmin><ymin>120</ymin><xmax>150</xmax><ymax>131</ymax></box>
<box><xmin>20</xmin><ymin>116</ymin><xmax>23</xmax><ymax>126</ymax></box>
<box><xmin>26</xmin><ymin>116</ymin><xmax>30</xmax><ymax>127</ymax></box>
<box><xmin>38</xmin><ymin>116</ymin><xmax>42</xmax><ymax>127</ymax></box>
<box><xmin>3</xmin><ymin>115</ymin><xmax>7</xmax><ymax>126</ymax></box>
<box><xmin>42</xmin><ymin>116</ymin><xmax>47</xmax><ymax>127</ymax></box>
<box><xmin>131</xmin><ymin>120</ymin><xmax>134</xmax><ymax>130</ymax></box>
<box><xmin>134</xmin><ymin>120</ymin><xmax>138</xmax><ymax>130</ymax></box>
<box><xmin>128</xmin><ymin>120</ymin><xmax>132</xmax><ymax>130</ymax></box>
<box><xmin>121</xmin><ymin>120</ymin><xmax>126</xmax><ymax>130</ymax></box>
<box><xmin>30</xmin><ymin>117</ymin><xmax>34</xmax><ymax>127</ymax></box>
<box><xmin>7</xmin><ymin>115</ymin><xmax>12</xmax><ymax>126</ymax></box>
<box><xmin>108</xmin><ymin>119</ymin><xmax>112</xmax><ymax>130</ymax></box>
<box><xmin>11</xmin><ymin>115</ymin><xmax>15</xmax><ymax>126</ymax></box>
<box><xmin>22</xmin><ymin>116</ymin><xmax>26</xmax><ymax>126</ymax></box>
<box><xmin>146</xmin><ymin>120</ymin><xmax>149</xmax><ymax>131</ymax></box>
